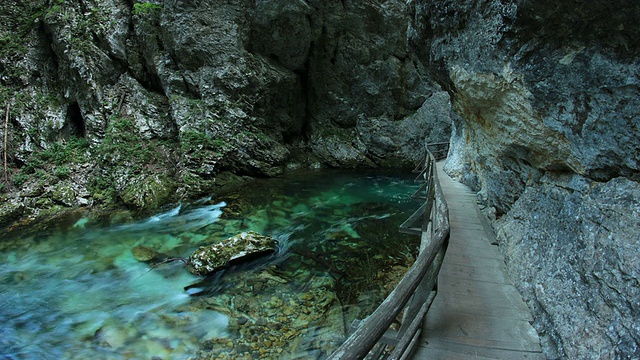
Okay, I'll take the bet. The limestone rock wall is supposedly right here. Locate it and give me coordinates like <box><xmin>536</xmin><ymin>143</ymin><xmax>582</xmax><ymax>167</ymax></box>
<box><xmin>408</xmin><ymin>0</ymin><xmax>640</xmax><ymax>357</ymax></box>
<box><xmin>0</xmin><ymin>0</ymin><xmax>451</xmax><ymax>220</ymax></box>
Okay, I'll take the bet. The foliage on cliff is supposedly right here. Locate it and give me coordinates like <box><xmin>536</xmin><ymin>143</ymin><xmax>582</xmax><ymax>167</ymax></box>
<box><xmin>0</xmin><ymin>0</ymin><xmax>450</xmax><ymax>229</ymax></box>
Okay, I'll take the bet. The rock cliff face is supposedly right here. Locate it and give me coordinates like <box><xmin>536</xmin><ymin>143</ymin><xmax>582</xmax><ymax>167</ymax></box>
<box><xmin>0</xmin><ymin>0</ymin><xmax>451</xmax><ymax>222</ymax></box>
<box><xmin>2</xmin><ymin>0</ymin><xmax>638</xmax><ymax>358</ymax></box>
<box><xmin>408</xmin><ymin>0</ymin><xmax>639</xmax><ymax>357</ymax></box>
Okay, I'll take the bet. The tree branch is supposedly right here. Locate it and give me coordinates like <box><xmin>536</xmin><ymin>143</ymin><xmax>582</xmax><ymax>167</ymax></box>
<box><xmin>3</xmin><ymin>102</ymin><xmax>9</xmax><ymax>183</ymax></box>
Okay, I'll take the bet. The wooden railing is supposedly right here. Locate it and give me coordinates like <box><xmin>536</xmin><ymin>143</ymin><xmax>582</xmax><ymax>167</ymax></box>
<box><xmin>328</xmin><ymin>146</ymin><xmax>450</xmax><ymax>360</ymax></box>
<box><xmin>426</xmin><ymin>142</ymin><xmax>450</xmax><ymax>161</ymax></box>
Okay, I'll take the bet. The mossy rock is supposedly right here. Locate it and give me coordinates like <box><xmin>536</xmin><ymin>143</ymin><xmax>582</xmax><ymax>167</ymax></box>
<box><xmin>118</xmin><ymin>174</ymin><xmax>177</xmax><ymax>210</ymax></box>
<box><xmin>0</xmin><ymin>200</ymin><xmax>25</xmax><ymax>228</ymax></box>
<box><xmin>186</xmin><ymin>231</ymin><xmax>279</xmax><ymax>276</ymax></box>
<box><xmin>51</xmin><ymin>182</ymin><xmax>77</xmax><ymax>207</ymax></box>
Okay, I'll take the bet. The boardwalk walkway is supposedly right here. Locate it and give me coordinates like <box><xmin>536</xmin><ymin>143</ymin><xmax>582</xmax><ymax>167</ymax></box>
<box><xmin>412</xmin><ymin>162</ymin><xmax>544</xmax><ymax>359</ymax></box>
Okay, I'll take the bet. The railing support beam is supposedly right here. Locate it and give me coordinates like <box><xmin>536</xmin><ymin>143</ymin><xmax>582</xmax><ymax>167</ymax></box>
<box><xmin>327</xmin><ymin>143</ymin><xmax>450</xmax><ymax>360</ymax></box>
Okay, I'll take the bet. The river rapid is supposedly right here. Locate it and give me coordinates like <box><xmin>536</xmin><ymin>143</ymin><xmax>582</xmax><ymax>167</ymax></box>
<box><xmin>0</xmin><ymin>169</ymin><xmax>420</xmax><ymax>359</ymax></box>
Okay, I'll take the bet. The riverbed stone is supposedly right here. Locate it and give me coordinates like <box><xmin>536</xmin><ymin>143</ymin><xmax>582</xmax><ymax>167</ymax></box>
<box><xmin>131</xmin><ymin>245</ymin><xmax>163</xmax><ymax>263</ymax></box>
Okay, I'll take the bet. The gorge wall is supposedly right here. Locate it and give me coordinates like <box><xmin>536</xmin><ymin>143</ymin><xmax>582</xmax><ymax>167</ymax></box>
<box><xmin>408</xmin><ymin>0</ymin><xmax>639</xmax><ymax>358</ymax></box>
<box><xmin>0</xmin><ymin>0</ymin><xmax>451</xmax><ymax>222</ymax></box>
<box><xmin>1</xmin><ymin>0</ymin><xmax>639</xmax><ymax>358</ymax></box>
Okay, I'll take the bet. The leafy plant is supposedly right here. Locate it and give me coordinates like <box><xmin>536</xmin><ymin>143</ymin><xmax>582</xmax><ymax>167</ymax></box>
<box><xmin>180</xmin><ymin>129</ymin><xmax>226</xmax><ymax>153</ymax></box>
<box><xmin>14</xmin><ymin>135</ymin><xmax>88</xmax><ymax>184</ymax></box>
<box><xmin>132</xmin><ymin>2</ymin><xmax>162</xmax><ymax>15</ymax></box>
<box><xmin>54</xmin><ymin>165</ymin><xmax>70</xmax><ymax>179</ymax></box>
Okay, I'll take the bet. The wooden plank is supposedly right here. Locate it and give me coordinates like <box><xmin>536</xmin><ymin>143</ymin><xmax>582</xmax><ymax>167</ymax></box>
<box><xmin>414</xmin><ymin>339</ymin><xmax>544</xmax><ymax>360</ymax></box>
<box><xmin>412</xmin><ymin>160</ymin><xmax>542</xmax><ymax>360</ymax></box>
<box><xmin>445</xmin><ymin>244</ymin><xmax>499</xmax><ymax>260</ymax></box>
<box><xmin>427</xmin><ymin>293</ymin><xmax>533</xmax><ymax>322</ymax></box>
<box><xmin>444</xmin><ymin>242</ymin><xmax>503</xmax><ymax>260</ymax></box>
<box><xmin>433</xmin><ymin>281</ymin><xmax>533</xmax><ymax>321</ymax></box>
<box><xmin>449</xmin><ymin>227</ymin><xmax>495</xmax><ymax>245</ymax></box>
<box><xmin>399</xmin><ymin>239</ymin><xmax>446</xmax><ymax>336</ymax></box>
<box><xmin>441</xmin><ymin>251</ymin><xmax>507</xmax><ymax>269</ymax></box>
<box><xmin>422</xmin><ymin>313</ymin><xmax>542</xmax><ymax>352</ymax></box>
<box><xmin>438</xmin><ymin>261</ymin><xmax>512</xmax><ymax>284</ymax></box>
<box><xmin>398</xmin><ymin>328</ymin><xmax>422</xmax><ymax>360</ymax></box>
<box><xmin>449</xmin><ymin>220</ymin><xmax>486</xmax><ymax>231</ymax></box>
<box><xmin>448</xmin><ymin>213</ymin><xmax>483</xmax><ymax>224</ymax></box>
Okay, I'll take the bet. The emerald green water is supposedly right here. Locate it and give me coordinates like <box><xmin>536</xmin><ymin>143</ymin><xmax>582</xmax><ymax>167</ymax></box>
<box><xmin>0</xmin><ymin>169</ymin><xmax>419</xmax><ymax>359</ymax></box>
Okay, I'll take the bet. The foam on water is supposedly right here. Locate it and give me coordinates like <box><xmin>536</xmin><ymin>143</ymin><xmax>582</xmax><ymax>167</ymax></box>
<box><xmin>0</xmin><ymin>199</ymin><xmax>230</xmax><ymax>360</ymax></box>
<box><xmin>0</xmin><ymin>171</ymin><xmax>419</xmax><ymax>359</ymax></box>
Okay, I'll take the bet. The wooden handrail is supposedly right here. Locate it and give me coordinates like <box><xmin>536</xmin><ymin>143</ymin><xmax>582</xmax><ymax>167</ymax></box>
<box><xmin>328</xmin><ymin>147</ymin><xmax>450</xmax><ymax>360</ymax></box>
<box><xmin>426</xmin><ymin>142</ymin><xmax>450</xmax><ymax>160</ymax></box>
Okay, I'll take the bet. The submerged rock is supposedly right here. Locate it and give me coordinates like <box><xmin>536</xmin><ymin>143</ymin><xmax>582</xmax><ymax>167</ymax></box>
<box><xmin>131</xmin><ymin>245</ymin><xmax>165</xmax><ymax>263</ymax></box>
<box><xmin>186</xmin><ymin>232</ymin><xmax>279</xmax><ymax>276</ymax></box>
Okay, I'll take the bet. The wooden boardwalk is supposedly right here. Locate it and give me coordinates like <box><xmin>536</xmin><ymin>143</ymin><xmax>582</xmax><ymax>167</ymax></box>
<box><xmin>411</xmin><ymin>162</ymin><xmax>544</xmax><ymax>359</ymax></box>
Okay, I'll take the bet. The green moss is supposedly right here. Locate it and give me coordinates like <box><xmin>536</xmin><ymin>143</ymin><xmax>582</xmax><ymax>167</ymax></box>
<box><xmin>96</xmin><ymin>117</ymin><xmax>155</xmax><ymax>164</ymax></box>
<box><xmin>38</xmin><ymin>137</ymin><xmax>89</xmax><ymax>166</ymax></box>
<box><xmin>180</xmin><ymin>129</ymin><xmax>227</xmax><ymax>154</ymax></box>
<box><xmin>132</xmin><ymin>2</ymin><xmax>163</xmax><ymax>16</ymax></box>
<box><xmin>90</xmin><ymin>116</ymin><xmax>179</xmax><ymax>209</ymax></box>
<box><xmin>54</xmin><ymin>165</ymin><xmax>70</xmax><ymax>179</ymax></box>
<box><xmin>0</xmin><ymin>0</ymin><xmax>47</xmax><ymax>86</ymax></box>
<box><xmin>13</xmin><ymin>136</ymin><xmax>88</xmax><ymax>187</ymax></box>
<box><xmin>119</xmin><ymin>174</ymin><xmax>176</xmax><ymax>209</ymax></box>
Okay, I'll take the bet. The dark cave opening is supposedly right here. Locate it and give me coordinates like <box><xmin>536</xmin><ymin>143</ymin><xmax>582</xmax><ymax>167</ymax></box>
<box><xmin>64</xmin><ymin>102</ymin><xmax>86</xmax><ymax>138</ymax></box>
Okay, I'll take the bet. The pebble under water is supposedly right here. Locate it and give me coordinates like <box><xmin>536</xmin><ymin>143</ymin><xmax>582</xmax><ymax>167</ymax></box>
<box><xmin>0</xmin><ymin>169</ymin><xmax>421</xmax><ymax>359</ymax></box>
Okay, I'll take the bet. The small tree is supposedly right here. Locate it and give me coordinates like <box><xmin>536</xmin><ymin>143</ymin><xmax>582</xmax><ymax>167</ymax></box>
<box><xmin>2</xmin><ymin>102</ymin><xmax>9</xmax><ymax>184</ymax></box>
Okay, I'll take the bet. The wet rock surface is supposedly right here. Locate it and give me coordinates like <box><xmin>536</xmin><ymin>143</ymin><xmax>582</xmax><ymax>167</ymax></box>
<box><xmin>408</xmin><ymin>0</ymin><xmax>640</xmax><ymax>357</ymax></box>
<box><xmin>2</xmin><ymin>0</ymin><xmax>638</xmax><ymax>358</ymax></box>
<box><xmin>186</xmin><ymin>231</ymin><xmax>279</xmax><ymax>276</ymax></box>
<box><xmin>495</xmin><ymin>174</ymin><xmax>640</xmax><ymax>358</ymax></box>
<box><xmin>0</xmin><ymin>0</ymin><xmax>451</xmax><ymax>226</ymax></box>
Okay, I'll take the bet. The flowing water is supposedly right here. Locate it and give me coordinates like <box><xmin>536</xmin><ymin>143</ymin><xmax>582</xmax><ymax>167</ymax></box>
<box><xmin>0</xmin><ymin>169</ymin><xmax>420</xmax><ymax>359</ymax></box>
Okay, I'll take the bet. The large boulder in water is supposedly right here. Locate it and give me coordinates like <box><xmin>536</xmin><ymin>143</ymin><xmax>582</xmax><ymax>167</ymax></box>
<box><xmin>186</xmin><ymin>231</ymin><xmax>279</xmax><ymax>276</ymax></box>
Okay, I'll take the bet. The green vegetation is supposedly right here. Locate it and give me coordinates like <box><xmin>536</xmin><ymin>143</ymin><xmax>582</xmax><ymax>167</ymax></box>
<box><xmin>54</xmin><ymin>165</ymin><xmax>70</xmax><ymax>179</ymax></box>
<box><xmin>0</xmin><ymin>0</ymin><xmax>47</xmax><ymax>98</ymax></box>
<box><xmin>33</xmin><ymin>137</ymin><xmax>89</xmax><ymax>167</ymax></box>
<box><xmin>96</xmin><ymin>117</ymin><xmax>156</xmax><ymax>165</ymax></box>
<box><xmin>11</xmin><ymin>136</ymin><xmax>88</xmax><ymax>187</ymax></box>
<box><xmin>89</xmin><ymin>116</ymin><xmax>179</xmax><ymax>208</ymax></box>
<box><xmin>132</xmin><ymin>2</ymin><xmax>163</xmax><ymax>16</ymax></box>
<box><xmin>180</xmin><ymin>129</ymin><xmax>227</xmax><ymax>154</ymax></box>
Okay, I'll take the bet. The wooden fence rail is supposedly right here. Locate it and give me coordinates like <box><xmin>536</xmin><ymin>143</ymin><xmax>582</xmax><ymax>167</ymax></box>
<box><xmin>327</xmin><ymin>145</ymin><xmax>450</xmax><ymax>360</ymax></box>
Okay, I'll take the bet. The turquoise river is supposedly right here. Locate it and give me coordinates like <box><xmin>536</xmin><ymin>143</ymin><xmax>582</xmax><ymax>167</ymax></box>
<box><xmin>0</xmin><ymin>169</ymin><xmax>421</xmax><ymax>360</ymax></box>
